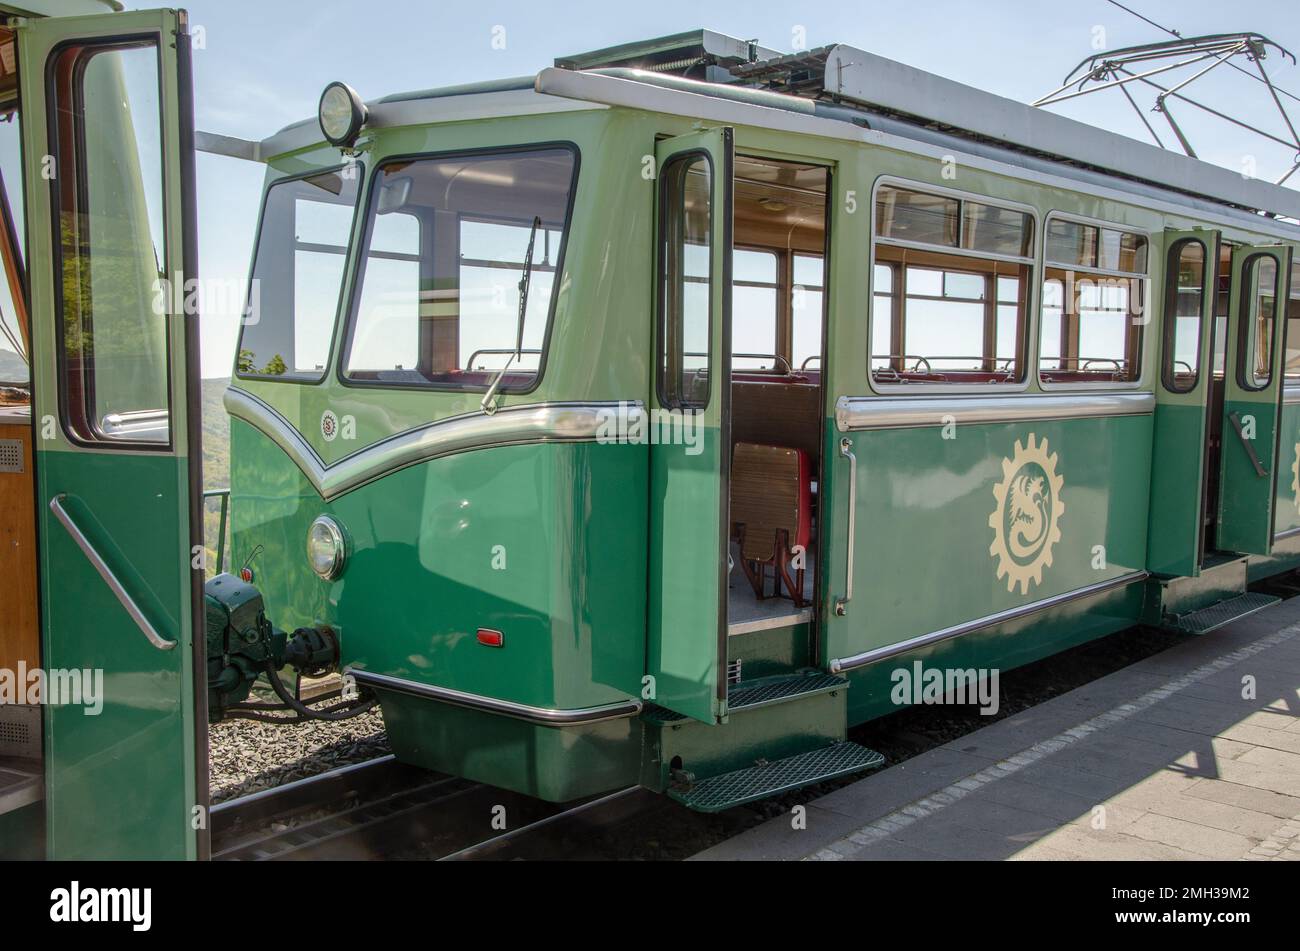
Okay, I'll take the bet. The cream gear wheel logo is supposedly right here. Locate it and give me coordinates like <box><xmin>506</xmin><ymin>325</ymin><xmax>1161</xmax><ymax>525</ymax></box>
<box><xmin>989</xmin><ymin>433</ymin><xmax>1065</xmax><ymax>595</ymax></box>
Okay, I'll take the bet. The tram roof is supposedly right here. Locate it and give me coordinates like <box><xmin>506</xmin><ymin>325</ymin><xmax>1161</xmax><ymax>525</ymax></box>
<box><xmin>0</xmin><ymin>0</ymin><xmax>121</xmax><ymax>16</ymax></box>
<box><xmin>235</xmin><ymin>28</ymin><xmax>1300</xmax><ymax>226</ymax></box>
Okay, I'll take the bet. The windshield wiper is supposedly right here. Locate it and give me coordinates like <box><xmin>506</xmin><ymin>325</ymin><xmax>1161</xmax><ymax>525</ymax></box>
<box><xmin>481</xmin><ymin>215</ymin><xmax>541</xmax><ymax>415</ymax></box>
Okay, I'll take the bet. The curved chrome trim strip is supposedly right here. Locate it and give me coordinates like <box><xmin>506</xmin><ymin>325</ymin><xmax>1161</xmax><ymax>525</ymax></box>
<box><xmin>829</xmin><ymin>570</ymin><xmax>1147</xmax><ymax>673</ymax></box>
<box><xmin>1284</xmin><ymin>387</ymin><xmax>1300</xmax><ymax>405</ymax></box>
<box><xmin>347</xmin><ymin>668</ymin><xmax>642</xmax><ymax>726</ymax></box>
<box><xmin>835</xmin><ymin>391</ymin><xmax>1155</xmax><ymax>432</ymax></box>
<box><xmin>224</xmin><ymin>388</ymin><xmax>646</xmax><ymax>501</ymax></box>
<box><xmin>50</xmin><ymin>494</ymin><xmax>176</xmax><ymax>651</ymax></box>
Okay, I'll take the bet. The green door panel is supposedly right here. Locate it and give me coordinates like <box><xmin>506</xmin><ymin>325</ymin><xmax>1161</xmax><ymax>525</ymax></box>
<box><xmin>19</xmin><ymin>8</ymin><xmax>203</xmax><ymax>859</ymax></box>
<box><xmin>1218</xmin><ymin>244</ymin><xmax>1294</xmax><ymax>555</ymax></box>
<box><xmin>39</xmin><ymin>454</ymin><xmax>193</xmax><ymax>858</ymax></box>
<box><xmin>1147</xmin><ymin>229</ymin><xmax>1219</xmax><ymax>577</ymax></box>
<box><xmin>646</xmin><ymin>127</ymin><xmax>733</xmax><ymax>724</ymax></box>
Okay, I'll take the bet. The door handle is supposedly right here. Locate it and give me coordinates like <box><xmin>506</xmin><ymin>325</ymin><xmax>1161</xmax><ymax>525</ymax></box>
<box><xmin>1227</xmin><ymin>412</ymin><xmax>1268</xmax><ymax>478</ymax></box>
<box><xmin>834</xmin><ymin>437</ymin><xmax>856</xmax><ymax>616</ymax></box>
<box><xmin>49</xmin><ymin>494</ymin><xmax>176</xmax><ymax>651</ymax></box>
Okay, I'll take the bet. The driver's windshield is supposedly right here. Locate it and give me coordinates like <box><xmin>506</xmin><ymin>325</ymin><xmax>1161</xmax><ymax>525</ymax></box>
<box><xmin>341</xmin><ymin>147</ymin><xmax>575</xmax><ymax>391</ymax></box>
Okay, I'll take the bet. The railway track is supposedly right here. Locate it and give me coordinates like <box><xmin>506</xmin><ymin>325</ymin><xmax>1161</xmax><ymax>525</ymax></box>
<box><xmin>211</xmin><ymin>755</ymin><xmax>654</xmax><ymax>861</ymax></box>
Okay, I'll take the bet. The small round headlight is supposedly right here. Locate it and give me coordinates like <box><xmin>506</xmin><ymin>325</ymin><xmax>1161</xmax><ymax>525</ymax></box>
<box><xmin>318</xmin><ymin>81</ymin><xmax>366</xmax><ymax>147</ymax></box>
<box><xmin>307</xmin><ymin>515</ymin><xmax>347</xmax><ymax>580</ymax></box>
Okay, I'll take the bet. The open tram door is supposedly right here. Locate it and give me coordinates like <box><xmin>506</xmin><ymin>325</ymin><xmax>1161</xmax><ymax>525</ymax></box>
<box><xmin>646</xmin><ymin>127</ymin><xmax>733</xmax><ymax>723</ymax></box>
<box><xmin>1215</xmin><ymin>244</ymin><xmax>1294</xmax><ymax>556</ymax></box>
<box><xmin>15</xmin><ymin>8</ymin><xmax>206</xmax><ymax>859</ymax></box>
<box><xmin>1148</xmin><ymin>229</ymin><xmax>1220</xmax><ymax>577</ymax></box>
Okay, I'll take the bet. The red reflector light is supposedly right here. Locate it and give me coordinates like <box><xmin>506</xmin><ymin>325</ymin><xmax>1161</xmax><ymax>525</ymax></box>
<box><xmin>476</xmin><ymin>628</ymin><xmax>504</xmax><ymax>648</ymax></box>
<box><xmin>239</xmin><ymin>567</ymin><xmax>254</xmax><ymax>583</ymax></box>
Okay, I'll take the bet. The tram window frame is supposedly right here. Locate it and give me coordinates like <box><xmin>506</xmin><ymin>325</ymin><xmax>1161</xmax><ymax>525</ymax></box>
<box><xmin>791</xmin><ymin>251</ymin><xmax>824</xmax><ymax>372</ymax></box>
<box><xmin>1284</xmin><ymin>258</ymin><xmax>1300</xmax><ymax>383</ymax></box>
<box><xmin>338</xmin><ymin>142</ymin><xmax>580</xmax><ymax>395</ymax></box>
<box><xmin>869</xmin><ymin>178</ymin><xmax>1037</xmax><ymax>392</ymax></box>
<box><xmin>656</xmin><ymin>148</ymin><xmax>715</xmax><ymax>411</ymax></box>
<box><xmin>730</xmin><ymin>246</ymin><xmax>780</xmax><ymax>371</ymax></box>
<box><xmin>1160</xmin><ymin>236</ymin><xmax>1210</xmax><ymax>394</ymax></box>
<box><xmin>1236</xmin><ymin>251</ymin><xmax>1282</xmax><ymax>392</ymax></box>
<box><xmin>1039</xmin><ymin>213</ymin><xmax>1149</xmax><ymax>389</ymax></box>
<box><xmin>235</xmin><ymin>164</ymin><xmax>364</xmax><ymax>384</ymax></box>
<box><xmin>46</xmin><ymin>35</ymin><xmax>175</xmax><ymax>449</ymax></box>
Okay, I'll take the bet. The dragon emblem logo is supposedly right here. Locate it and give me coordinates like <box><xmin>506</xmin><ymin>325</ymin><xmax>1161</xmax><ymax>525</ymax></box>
<box><xmin>1291</xmin><ymin>442</ymin><xmax>1300</xmax><ymax>514</ymax></box>
<box><xmin>989</xmin><ymin>433</ymin><xmax>1064</xmax><ymax>595</ymax></box>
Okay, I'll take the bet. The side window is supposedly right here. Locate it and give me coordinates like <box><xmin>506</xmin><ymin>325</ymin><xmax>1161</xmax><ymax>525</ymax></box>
<box><xmin>237</xmin><ymin>169</ymin><xmax>360</xmax><ymax>380</ymax></box>
<box><xmin>342</xmin><ymin>148</ymin><xmax>576</xmax><ymax>389</ymax></box>
<box><xmin>1238</xmin><ymin>253</ymin><xmax>1280</xmax><ymax>391</ymax></box>
<box><xmin>1285</xmin><ymin>260</ymin><xmax>1300</xmax><ymax>382</ymax></box>
<box><xmin>1040</xmin><ymin>217</ymin><xmax>1148</xmax><ymax>384</ymax></box>
<box><xmin>870</xmin><ymin>263</ymin><xmax>895</xmax><ymax>375</ymax></box>
<box><xmin>1162</xmin><ymin>238</ymin><xmax>1208</xmax><ymax>393</ymax></box>
<box><xmin>791</xmin><ymin>252</ymin><xmax>823</xmax><ymax>371</ymax></box>
<box><xmin>49</xmin><ymin>39</ymin><xmax>170</xmax><ymax>444</ymax></box>
<box><xmin>657</xmin><ymin>152</ymin><xmax>712</xmax><ymax>409</ymax></box>
<box><xmin>871</xmin><ymin>185</ymin><xmax>1033</xmax><ymax>386</ymax></box>
<box><xmin>732</xmin><ymin>248</ymin><xmax>778</xmax><ymax>370</ymax></box>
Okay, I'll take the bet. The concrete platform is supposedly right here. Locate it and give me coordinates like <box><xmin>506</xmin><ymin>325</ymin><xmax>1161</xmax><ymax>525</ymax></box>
<box><xmin>693</xmin><ymin>595</ymin><xmax>1300</xmax><ymax>861</ymax></box>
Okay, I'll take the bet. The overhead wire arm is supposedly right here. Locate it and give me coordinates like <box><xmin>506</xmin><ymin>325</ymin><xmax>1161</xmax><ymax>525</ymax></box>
<box><xmin>1034</xmin><ymin>13</ymin><xmax>1300</xmax><ymax>184</ymax></box>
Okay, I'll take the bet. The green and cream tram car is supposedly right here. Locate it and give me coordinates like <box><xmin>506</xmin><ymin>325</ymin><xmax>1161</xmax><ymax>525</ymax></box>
<box><xmin>0</xmin><ymin>10</ymin><xmax>1298</xmax><ymax>858</ymax></box>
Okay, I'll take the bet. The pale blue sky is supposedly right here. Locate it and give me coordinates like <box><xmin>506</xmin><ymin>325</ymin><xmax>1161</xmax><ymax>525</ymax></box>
<box><xmin>175</xmin><ymin>0</ymin><xmax>1300</xmax><ymax>377</ymax></box>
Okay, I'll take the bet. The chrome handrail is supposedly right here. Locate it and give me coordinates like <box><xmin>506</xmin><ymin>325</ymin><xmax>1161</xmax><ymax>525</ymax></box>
<box><xmin>835</xmin><ymin>437</ymin><xmax>856</xmax><ymax>617</ymax></box>
<box><xmin>733</xmin><ymin>352</ymin><xmax>792</xmax><ymax>375</ymax></box>
<box><xmin>49</xmin><ymin>494</ymin><xmax>175</xmax><ymax>651</ymax></box>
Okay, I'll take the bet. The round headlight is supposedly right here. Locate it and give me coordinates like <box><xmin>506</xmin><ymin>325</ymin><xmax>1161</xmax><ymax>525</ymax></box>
<box><xmin>307</xmin><ymin>515</ymin><xmax>348</xmax><ymax>580</ymax></box>
<box><xmin>318</xmin><ymin>81</ymin><xmax>366</xmax><ymax>147</ymax></box>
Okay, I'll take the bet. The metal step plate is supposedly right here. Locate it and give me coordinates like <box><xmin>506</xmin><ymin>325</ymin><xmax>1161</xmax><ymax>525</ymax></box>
<box><xmin>639</xmin><ymin>703</ymin><xmax>688</xmax><ymax>725</ymax></box>
<box><xmin>640</xmin><ymin>672</ymin><xmax>849</xmax><ymax>724</ymax></box>
<box><xmin>1168</xmin><ymin>592</ymin><xmax>1280</xmax><ymax>635</ymax></box>
<box><xmin>668</xmin><ymin>741</ymin><xmax>884</xmax><ymax>813</ymax></box>
<box><xmin>727</xmin><ymin>672</ymin><xmax>848</xmax><ymax>712</ymax></box>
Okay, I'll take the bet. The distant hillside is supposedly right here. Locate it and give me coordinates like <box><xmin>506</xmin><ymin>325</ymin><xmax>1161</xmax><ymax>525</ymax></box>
<box><xmin>0</xmin><ymin>349</ymin><xmax>27</xmax><ymax>383</ymax></box>
<box><xmin>202</xmin><ymin>377</ymin><xmax>230</xmax><ymax>491</ymax></box>
<box><xmin>202</xmin><ymin>377</ymin><xmax>231</xmax><ymax>574</ymax></box>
